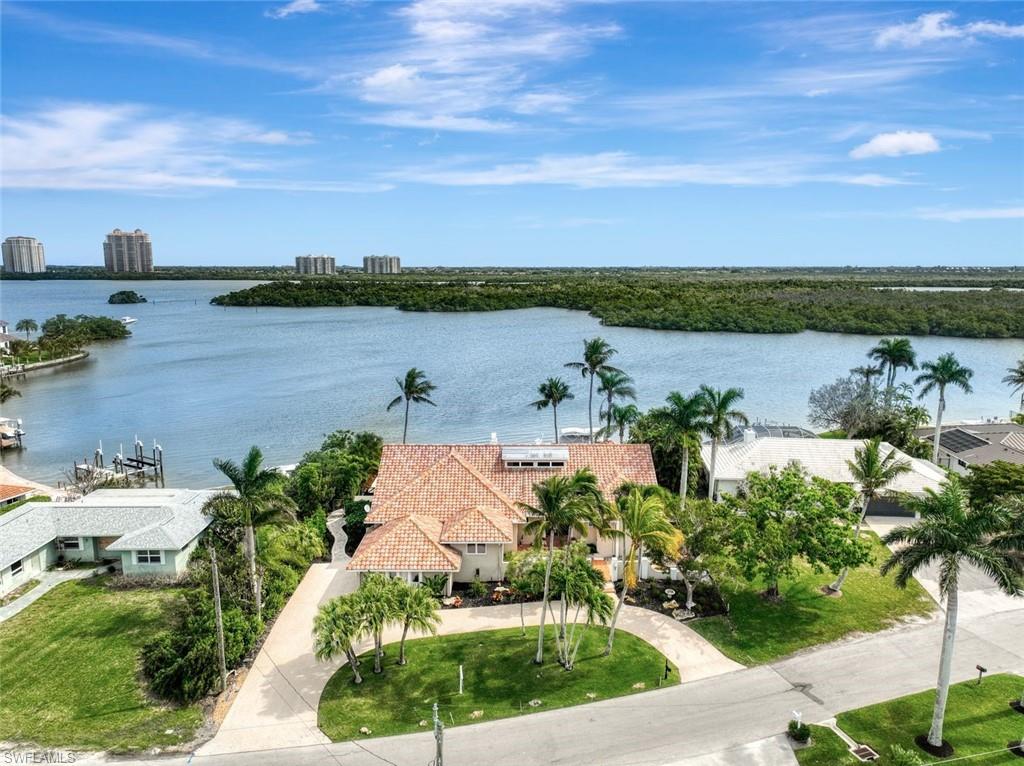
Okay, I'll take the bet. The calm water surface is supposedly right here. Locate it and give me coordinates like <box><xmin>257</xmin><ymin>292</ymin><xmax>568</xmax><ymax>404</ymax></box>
<box><xmin>1</xmin><ymin>280</ymin><xmax>1021</xmax><ymax>486</ymax></box>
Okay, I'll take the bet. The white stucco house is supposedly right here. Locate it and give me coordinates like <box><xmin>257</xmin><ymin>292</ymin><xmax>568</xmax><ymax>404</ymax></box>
<box><xmin>0</xmin><ymin>488</ymin><xmax>219</xmax><ymax>596</ymax></box>
<box><xmin>701</xmin><ymin>436</ymin><xmax>947</xmax><ymax>514</ymax></box>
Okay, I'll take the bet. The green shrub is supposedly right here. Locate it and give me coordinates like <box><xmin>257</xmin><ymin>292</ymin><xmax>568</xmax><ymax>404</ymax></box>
<box><xmin>468</xmin><ymin>578</ymin><xmax>487</xmax><ymax>598</ymax></box>
<box><xmin>787</xmin><ymin>720</ymin><xmax>811</xmax><ymax>743</ymax></box>
<box><xmin>888</xmin><ymin>744</ymin><xmax>924</xmax><ymax>766</ymax></box>
<box><xmin>423</xmin><ymin>574</ymin><xmax>449</xmax><ymax>599</ymax></box>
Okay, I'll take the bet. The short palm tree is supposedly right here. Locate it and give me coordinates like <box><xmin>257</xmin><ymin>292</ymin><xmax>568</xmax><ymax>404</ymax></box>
<box><xmin>699</xmin><ymin>385</ymin><xmax>748</xmax><ymax>500</ymax></box>
<box><xmin>597</xmin><ymin>369</ymin><xmax>636</xmax><ymax>434</ymax></box>
<box><xmin>393</xmin><ymin>580</ymin><xmax>441</xmax><ymax>665</ymax></box>
<box><xmin>850</xmin><ymin>364</ymin><xmax>884</xmax><ymax>386</ymax></box>
<box><xmin>915</xmin><ymin>353</ymin><xmax>974</xmax><ymax>464</ymax></box>
<box><xmin>530</xmin><ymin>377</ymin><xmax>574</xmax><ymax>443</ymax></box>
<box><xmin>387</xmin><ymin>367</ymin><xmax>437</xmax><ymax>444</ymax></box>
<box><xmin>313</xmin><ymin>595</ymin><xmax>367</xmax><ymax>684</ymax></box>
<box><xmin>656</xmin><ymin>391</ymin><xmax>712</xmax><ymax>511</ymax></box>
<box><xmin>205</xmin><ymin>446</ymin><xmax>297</xmax><ymax>621</ymax></box>
<box><xmin>0</xmin><ymin>382</ymin><xmax>21</xmax><ymax>404</ymax></box>
<box><xmin>15</xmin><ymin>318</ymin><xmax>37</xmax><ymax>340</ymax></box>
<box><xmin>828</xmin><ymin>437</ymin><xmax>910</xmax><ymax>593</ymax></box>
<box><xmin>881</xmin><ymin>480</ymin><xmax>1023</xmax><ymax>753</ymax></box>
<box><xmin>520</xmin><ymin>469</ymin><xmax>605</xmax><ymax>665</ymax></box>
<box><xmin>604</xmin><ymin>487</ymin><xmax>682</xmax><ymax>655</ymax></box>
<box><xmin>358</xmin><ymin>573</ymin><xmax>397</xmax><ymax>674</ymax></box>
<box><xmin>565</xmin><ymin>337</ymin><xmax>621</xmax><ymax>443</ymax></box>
<box><xmin>1003</xmin><ymin>357</ymin><xmax>1024</xmax><ymax>412</ymax></box>
<box><xmin>869</xmin><ymin>337</ymin><xmax>918</xmax><ymax>390</ymax></box>
<box><xmin>604</xmin><ymin>403</ymin><xmax>640</xmax><ymax>442</ymax></box>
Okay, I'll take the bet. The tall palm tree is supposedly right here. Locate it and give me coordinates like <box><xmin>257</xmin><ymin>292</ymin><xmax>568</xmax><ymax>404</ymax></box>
<box><xmin>596</xmin><ymin>369</ymin><xmax>636</xmax><ymax>434</ymax></box>
<box><xmin>915</xmin><ymin>353</ymin><xmax>974</xmax><ymax>464</ymax></box>
<box><xmin>393</xmin><ymin>580</ymin><xmax>441</xmax><ymax>665</ymax></box>
<box><xmin>387</xmin><ymin>367</ymin><xmax>437</xmax><ymax>444</ymax></box>
<box><xmin>206</xmin><ymin>446</ymin><xmax>297</xmax><ymax>621</ymax></box>
<box><xmin>868</xmin><ymin>337</ymin><xmax>918</xmax><ymax>390</ymax></box>
<box><xmin>881</xmin><ymin>480</ymin><xmax>1023</xmax><ymax>753</ymax></box>
<box><xmin>604</xmin><ymin>403</ymin><xmax>641</xmax><ymax>442</ymax></box>
<box><xmin>520</xmin><ymin>469</ymin><xmax>605</xmax><ymax>665</ymax></box>
<box><xmin>530</xmin><ymin>377</ymin><xmax>574</xmax><ymax>443</ymax></box>
<box><xmin>15</xmin><ymin>319</ymin><xmax>37</xmax><ymax>340</ymax></box>
<box><xmin>655</xmin><ymin>391</ymin><xmax>711</xmax><ymax>511</ymax></box>
<box><xmin>313</xmin><ymin>594</ymin><xmax>367</xmax><ymax>684</ymax></box>
<box><xmin>699</xmin><ymin>385</ymin><xmax>749</xmax><ymax>500</ymax></box>
<box><xmin>358</xmin><ymin>573</ymin><xmax>397</xmax><ymax>674</ymax></box>
<box><xmin>604</xmin><ymin>487</ymin><xmax>682</xmax><ymax>655</ymax></box>
<box><xmin>565</xmin><ymin>337</ymin><xmax>621</xmax><ymax>443</ymax></box>
<box><xmin>1003</xmin><ymin>357</ymin><xmax>1024</xmax><ymax>412</ymax></box>
<box><xmin>828</xmin><ymin>438</ymin><xmax>910</xmax><ymax>593</ymax></box>
<box><xmin>850</xmin><ymin>364</ymin><xmax>884</xmax><ymax>386</ymax></box>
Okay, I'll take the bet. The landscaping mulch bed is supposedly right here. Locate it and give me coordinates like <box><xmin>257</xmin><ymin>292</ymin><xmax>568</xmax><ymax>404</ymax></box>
<box><xmin>443</xmin><ymin>581</ymin><xmax>541</xmax><ymax>609</ymax></box>
<box><xmin>629</xmin><ymin>579</ymin><xmax>727</xmax><ymax>621</ymax></box>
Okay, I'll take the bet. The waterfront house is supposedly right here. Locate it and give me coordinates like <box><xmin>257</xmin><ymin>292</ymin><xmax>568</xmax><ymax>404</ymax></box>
<box><xmin>347</xmin><ymin>443</ymin><xmax>657</xmax><ymax>594</ymax></box>
<box><xmin>0</xmin><ymin>484</ymin><xmax>36</xmax><ymax>508</ymax></box>
<box><xmin>914</xmin><ymin>421</ymin><xmax>1024</xmax><ymax>474</ymax></box>
<box><xmin>701</xmin><ymin>437</ymin><xmax>946</xmax><ymax>514</ymax></box>
<box><xmin>0</xmin><ymin>488</ymin><xmax>218</xmax><ymax>596</ymax></box>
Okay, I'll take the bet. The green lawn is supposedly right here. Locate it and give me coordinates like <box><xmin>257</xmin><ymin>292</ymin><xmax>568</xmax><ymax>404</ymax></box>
<box><xmin>797</xmin><ymin>674</ymin><xmax>1024</xmax><ymax>765</ymax></box>
<box><xmin>795</xmin><ymin>725</ymin><xmax>861</xmax><ymax>766</ymax></box>
<box><xmin>0</xmin><ymin>577</ymin><xmax>202</xmax><ymax>751</ymax></box>
<box><xmin>689</xmin><ymin>533</ymin><xmax>934</xmax><ymax>664</ymax></box>
<box><xmin>319</xmin><ymin>625</ymin><xmax>677</xmax><ymax>740</ymax></box>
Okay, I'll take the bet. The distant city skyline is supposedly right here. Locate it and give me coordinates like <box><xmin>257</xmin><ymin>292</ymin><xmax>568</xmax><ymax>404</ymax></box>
<box><xmin>1</xmin><ymin>2</ymin><xmax>1022</xmax><ymax>267</ymax></box>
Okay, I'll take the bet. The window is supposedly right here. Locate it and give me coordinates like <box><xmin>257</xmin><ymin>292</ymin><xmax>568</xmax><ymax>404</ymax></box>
<box><xmin>135</xmin><ymin>550</ymin><xmax>163</xmax><ymax>565</ymax></box>
<box><xmin>59</xmin><ymin>537</ymin><xmax>81</xmax><ymax>551</ymax></box>
<box><xmin>465</xmin><ymin>543</ymin><xmax>487</xmax><ymax>555</ymax></box>
<box><xmin>10</xmin><ymin>560</ymin><xmax>23</xmax><ymax>576</ymax></box>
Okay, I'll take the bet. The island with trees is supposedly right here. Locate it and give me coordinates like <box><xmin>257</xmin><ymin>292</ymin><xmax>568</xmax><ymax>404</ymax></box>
<box><xmin>108</xmin><ymin>290</ymin><xmax>147</xmax><ymax>304</ymax></box>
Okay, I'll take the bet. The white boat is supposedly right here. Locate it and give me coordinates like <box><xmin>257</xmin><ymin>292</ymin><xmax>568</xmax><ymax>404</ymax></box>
<box><xmin>119</xmin><ymin>316</ymin><xmax>138</xmax><ymax>325</ymax></box>
<box><xmin>559</xmin><ymin>426</ymin><xmax>605</xmax><ymax>443</ymax></box>
<box><xmin>0</xmin><ymin>416</ymin><xmax>25</xmax><ymax>449</ymax></box>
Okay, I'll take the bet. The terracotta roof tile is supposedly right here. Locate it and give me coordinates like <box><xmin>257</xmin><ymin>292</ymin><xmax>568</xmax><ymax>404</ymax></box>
<box><xmin>347</xmin><ymin>515</ymin><xmax>461</xmax><ymax>572</ymax></box>
<box><xmin>0</xmin><ymin>484</ymin><xmax>35</xmax><ymax>503</ymax></box>
<box><xmin>440</xmin><ymin>506</ymin><xmax>514</xmax><ymax>543</ymax></box>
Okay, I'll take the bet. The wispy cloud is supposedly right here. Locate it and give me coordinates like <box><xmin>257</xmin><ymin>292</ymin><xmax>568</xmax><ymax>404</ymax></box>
<box><xmin>266</xmin><ymin>0</ymin><xmax>323</xmax><ymax>20</ymax></box>
<box><xmin>916</xmin><ymin>206</ymin><xmax>1024</xmax><ymax>222</ymax></box>
<box><xmin>391</xmin><ymin>152</ymin><xmax>910</xmax><ymax>189</ymax></box>
<box><xmin>0</xmin><ymin>102</ymin><xmax>386</xmax><ymax>193</ymax></box>
<box><xmin>850</xmin><ymin>131</ymin><xmax>941</xmax><ymax>159</ymax></box>
<box><xmin>876</xmin><ymin>11</ymin><xmax>1024</xmax><ymax>48</ymax></box>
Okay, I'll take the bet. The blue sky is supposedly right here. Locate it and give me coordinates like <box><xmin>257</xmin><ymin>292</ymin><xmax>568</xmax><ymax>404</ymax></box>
<box><xmin>1</xmin><ymin>1</ymin><xmax>1022</xmax><ymax>267</ymax></box>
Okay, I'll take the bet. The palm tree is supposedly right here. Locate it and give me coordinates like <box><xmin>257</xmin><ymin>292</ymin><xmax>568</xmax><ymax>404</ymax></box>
<box><xmin>868</xmin><ymin>338</ymin><xmax>918</xmax><ymax>390</ymax></box>
<box><xmin>387</xmin><ymin>367</ymin><xmax>437</xmax><ymax>444</ymax></box>
<box><xmin>206</xmin><ymin>446</ymin><xmax>297</xmax><ymax>621</ymax></box>
<box><xmin>358</xmin><ymin>573</ymin><xmax>397</xmax><ymax>674</ymax></box>
<box><xmin>15</xmin><ymin>319</ymin><xmax>37</xmax><ymax>340</ymax></box>
<box><xmin>604</xmin><ymin>487</ymin><xmax>682</xmax><ymax>655</ymax></box>
<box><xmin>565</xmin><ymin>337</ymin><xmax>621</xmax><ymax>443</ymax></box>
<box><xmin>0</xmin><ymin>382</ymin><xmax>21</xmax><ymax>404</ymax></box>
<box><xmin>699</xmin><ymin>385</ymin><xmax>749</xmax><ymax>500</ymax></box>
<box><xmin>881</xmin><ymin>480</ymin><xmax>1023</xmax><ymax>753</ymax></box>
<box><xmin>313</xmin><ymin>595</ymin><xmax>367</xmax><ymax>684</ymax></box>
<box><xmin>530</xmin><ymin>377</ymin><xmax>574</xmax><ymax>443</ymax></box>
<box><xmin>828</xmin><ymin>438</ymin><xmax>910</xmax><ymax>593</ymax></box>
<box><xmin>656</xmin><ymin>391</ymin><xmax>712</xmax><ymax>511</ymax></box>
<box><xmin>520</xmin><ymin>469</ymin><xmax>605</xmax><ymax>665</ymax></box>
<box><xmin>915</xmin><ymin>353</ymin><xmax>974</xmax><ymax>464</ymax></box>
<box><xmin>596</xmin><ymin>369</ymin><xmax>636</xmax><ymax>434</ymax></box>
<box><xmin>394</xmin><ymin>580</ymin><xmax>441</xmax><ymax>665</ymax></box>
<box><xmin>1003</xmin><ymin>357</ymin><xmax>1024</xmax><ymax>412</ymax></box>
<box><xmin>851</xmin><ymin>364</ymin><xmax>884</xmax><ymax>386</ymax></box>
<box><xmin>604</xmin><ymin>403</ymin><xmax>640</xmax><ymax>442</ymax></box>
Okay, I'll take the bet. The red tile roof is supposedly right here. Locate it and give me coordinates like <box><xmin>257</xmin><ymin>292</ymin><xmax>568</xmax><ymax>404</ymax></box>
<box><xmin>0</xmin><ymin>484</ymin><xmax>34</xmax><ymax>503</ymax></box>
<box><xmin>440</xmin><ymin>506</ymin><xmax>514</xmax><ymax>544</ymax></box>
<box><xmin>347</xmin><ymin>515</ymin><xmax>461</xmax><ymax>572</ymax></box>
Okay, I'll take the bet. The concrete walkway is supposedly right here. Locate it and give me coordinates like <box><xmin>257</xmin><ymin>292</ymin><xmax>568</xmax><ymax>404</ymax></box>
<box><xmin>0</xmin><ymin>568</ymin><xmax>94</xmax><ymax>623</ymax></box>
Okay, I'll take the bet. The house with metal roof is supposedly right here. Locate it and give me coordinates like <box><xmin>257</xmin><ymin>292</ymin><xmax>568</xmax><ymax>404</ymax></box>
<box><xmin>915</xmin><ymin>421</ymin><xmax>1024</xmax><ymax>474</ymax></box>
<box><xmin>0</xmin><ymin>488</ymin><xmax>219</xmax><ymax>596</ymax></box>
<box><xmin>700</xmin><ymin>437</ymin><xmax>947</xmax><ymax>514</ymax></box>
<box><xmin>348</xmin><ymin>443</ymin><xmax>657</xmax><ymax>593</ymax></box>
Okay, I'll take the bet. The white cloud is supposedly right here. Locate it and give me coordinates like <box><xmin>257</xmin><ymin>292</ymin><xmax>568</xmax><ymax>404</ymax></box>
<box><xmin>266</xmin><ymin>0</ymin><xmax>323</xmax><ymax>20</ymax></box>
<box><xmin>876</xmin><ymin>11</ymin><xmax>1024</xmax><ymax>48</ymax></box>
<box><xmin>850</xmin><ymin>131</ymin><xmax>940</xmax><ymax>159</ymax></box>
<box><xmin>0</xmin><ymin>103</ymin><xmax>382</xmax><ymax>193</ymax></box>
<box><xmin>917</xmin><ymin>207</ymin><xmax>1024</xmax><ymax>222</ymax></box>
<box><xmin>391</xmin><ymin>152</ymin><xmax>908</xmax><ymax>189</ymax></box>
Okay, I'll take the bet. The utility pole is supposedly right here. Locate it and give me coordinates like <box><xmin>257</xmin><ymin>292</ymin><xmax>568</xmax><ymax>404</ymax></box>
<box><xmin>432</xmin><ymin>701</ymin><xmax>444</xmax><ymax>766</ymax></box>
<box><xmin>210</xmin><ymin>546</ymin><xmax>228</xmax><ymax>693</ymax></box>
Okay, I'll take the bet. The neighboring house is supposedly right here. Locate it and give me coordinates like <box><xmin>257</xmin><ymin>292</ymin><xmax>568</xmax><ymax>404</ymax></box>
<box><xmin>725</xmin><ymin>424</ymin><xmax>817</xmax><ymax>444</ymax></box>
<box><xmin>0</xmin><ymin>488</ymin><xmax>218</xmax><ymax>596</ymax></box>
<box><xmin>915</xmin><ymin>421</ymin><xmax>1024</xmax><ymax>475</ymax></box>
<box><xmin>0</xmin><ymin>484</ymin><xmax>36</xmax><ymax>508</ymax></box>
<box><xmin>0</xmin><ymin>320</ymin><xmax>17</xmax><ymax>353</ymax></box>
<box><xmin>701</xmin><ymin>437</ymin><xmax>947</xmax><ymax>514</ymax></box>
<box><xmin>348</xmin><ymin>443</ymin><xmax>657</xmax><ymax>594</ymax></box>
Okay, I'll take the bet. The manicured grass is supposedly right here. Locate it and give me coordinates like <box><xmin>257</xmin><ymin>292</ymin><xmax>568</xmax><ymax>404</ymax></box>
<box><xmin>795</xmin><ymin>725</ymin><xmax>860</xmax><ymax>766</ymax></box>
<box><xmin>0</xmin><ymin>495</ymin><xmax>50</xmax><ymax>516</ymax></box>
<box><xmin>689</xmin><ymin>533</ymin><xmax>934</xmax><ymax>664</ymax></box>
<box><xmin>842</xmin><ymin>674</ymin><xmax>1024</xmax><ymax>764</ymax></box>
<box><xmin>319</xmin><ymin>625</ymin><xmax>677</xmax><ymax>740</ymax></box>
<box><xmin>0</xmin><ymin>577</ymin><xmax>202</xmax><ymax>751</ymax></box>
